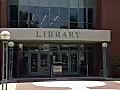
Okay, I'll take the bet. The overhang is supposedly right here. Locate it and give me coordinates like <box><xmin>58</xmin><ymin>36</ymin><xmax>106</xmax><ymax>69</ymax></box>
<box><xmin>0</xmin><ymin>28</ymin><xmax>111</xmax><ymax>43</ymax></box>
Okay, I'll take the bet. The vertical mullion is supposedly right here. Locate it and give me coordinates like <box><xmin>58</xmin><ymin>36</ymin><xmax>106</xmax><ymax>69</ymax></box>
<box><xmin>85</xmin><ymin>0</ymin><xmax>88</xmax><ymax>29</ymax></box>
<box><xmin>49</xmin><ymin>8</ymin><xmax>50</xmax><ymax>28</ymax></box>
<box><xmin>68</xmin><ymin>0</ymin><xmax>70</xmax><ymax>29</ymax></box>
<box><xmin>77</xmin><ymin>0</ymin><xmax>79</xmax><ymax>29</ymax></box>
<box><xmin>17</xmin><ymin>0</ymin><xmax>20</xmax><ymax>27</ymax></box>
<box><xmin>27</xmin><ymin>11</ymin><xmax>30</xmax><ymax>28</ymax></box>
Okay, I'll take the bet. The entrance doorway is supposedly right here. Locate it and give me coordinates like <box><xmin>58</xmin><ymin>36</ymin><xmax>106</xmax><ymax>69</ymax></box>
<box><xmin>28</xmin><ymin>50</ymin><xmax>50</xmax><ymax>76</ymax></box>
<box><xmin>17</xmin><ymin>43</ymin><xmax>97</xmax><ymax>77</ymax></box>
<box><xmin>27</xmin><ymin>44</ymin><xmax>81</xmax><ymax>77</ymax></box>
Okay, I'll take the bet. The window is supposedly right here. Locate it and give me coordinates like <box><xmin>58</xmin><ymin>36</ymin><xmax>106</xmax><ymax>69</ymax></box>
<box><xmin>70</xmin><ymin>8</ymin><xmax>78</xmax><ymax>29</ymax></box>
<box><xmin>9</xmin><ymin>5</ymin><xmax>18</xmax><ymax>28</ymax></box>
<box><xmin>59</xmin><ymin>8</ymin><xmax>68</xmax><ymax>22</ymax></box>
<box><xmin>9</xmin><ymin>0</ymin><xmax>96</xmax><ymax>29</ymax></box>
<box><xmin>78</xmin><ymin>8</ymin><xmax>86</xmax><ymax>29</ymax></box>
<box><xmin>70</xmin><ymin>0</ymin><xmax>78</xmax><ymax>8</ymax></box>
<box><xmin>50</xmin><ymin>7</ymin><xmax>60</xmax><ymax>28</ymax></box>
<box><xmin>29</xmin><ymin>7</ymin><xmax>49</xmax><ymax>28</ymax></box>
<box><xmin>88</xmin><ymin>8</ymin><xmax>93</xmax><ymax>29</ymax></box>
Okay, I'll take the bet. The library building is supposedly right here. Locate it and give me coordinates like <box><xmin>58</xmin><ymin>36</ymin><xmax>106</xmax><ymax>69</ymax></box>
<box><xmin>0</xmin><ymin>0</ymin><xmax>114</xmax><ymax>79</ymax></box>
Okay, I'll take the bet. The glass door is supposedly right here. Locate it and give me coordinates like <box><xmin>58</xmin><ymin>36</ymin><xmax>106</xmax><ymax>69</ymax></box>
<box><xmin>39</xmin><ymin>51</ymin><xmax>50</xmax><ymax>75</ymax></box>
<box><xmin>28</xmin><ymin>50</ymin><xmax>39</xmax><ymax>74</ymax></box>
<box><xmin>70</xmin><ymin>50</ymin><xmax>79</xmax><ymax>75</ymax></box>
<box><xmin>60</xmin><ymin>50</ymin><xmax>70</xmax><ymax>75</ymax></box>
<box><xmin>28</xmin><ymin>50</ymin><xmax>50</xmax><ymax>76</ymax></box>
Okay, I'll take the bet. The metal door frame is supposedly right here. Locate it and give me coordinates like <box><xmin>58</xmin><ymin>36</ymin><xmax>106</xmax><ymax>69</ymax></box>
<box><xmin>60</xmin><ymin>50</ymin><xmax>70</xmax><ymax>75</ymax></box>
<box><xmin>69</xmin><ymin>50</ymin><xmax>79</xmax><ymax>75</ymax></box>
<box><xmin>28</xmin><ymin>50</ymin><xmax>50</xmax><ymax>76</ymax></box>
<box><xmin>38</xmin><ymin>51</ymin><xmax>50</xmax><ymax>75</ymax></box>
<box><xmin>28</xmin><ymin>50</ymin><xmax>40</xmax><ymax>74</ymax></box>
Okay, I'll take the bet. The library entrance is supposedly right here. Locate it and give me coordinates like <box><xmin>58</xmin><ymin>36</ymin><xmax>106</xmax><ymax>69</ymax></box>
<box><xmin>27</xmin><ymin>44</ymin><xmax>82</xmax><ymax>77</ymax></box>
<box><xmin>12</xmin><ymin>43</ymin><xmax>101</xmax><ymax>78</ymax></box>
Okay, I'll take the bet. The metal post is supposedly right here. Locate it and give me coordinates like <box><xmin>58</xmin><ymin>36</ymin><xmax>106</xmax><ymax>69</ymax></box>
<box><xmin>86</xmin><ymin>51</ymin><xmax>88</xmax><ymax>77</ymax></box>
<box><xmin>0</xmin><ymin>31</ymin><xmax>11</xmax><ymax>90</ymax></box>
<box><xmin>9</xmin><ymin>48</ymin><xmax>13</xmax><ymax>79</ymax></box>
<box><xmin>103</xmin><ymin>47</ymin><xmax>107</xmax><ymax>78</ymax></box>
<box><xmin>1</xmin><ymin>41</ymin><xmax>8</xmax><ymax>90</ymax></box>
<box><xmin>2</xmin><ymin>41</ymin><xmax>5</xmax><ymax>90</ymax></box>
<box><xmin>5</xmin><ymin>41</ymin><xmax>8</xmax><ymax>90</ymax></box>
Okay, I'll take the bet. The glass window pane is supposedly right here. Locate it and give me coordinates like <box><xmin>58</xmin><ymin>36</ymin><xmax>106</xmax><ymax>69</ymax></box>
<box><xmin>88</xmin><ymin>24</ymin><xmax>93</xmax><ymax>29</ymax></box>
<box><xmin>58</xmin><ymin>0</ymin><xmax>68</xmax><ymax>8</ymax></box>
<box><xmin>19</xmin><ymin>22</ymin><xmax>28</xmax><ymax>28</ymax></box>
<box><xmin>29</xmin><ymin>0</ymin><xmax>48</xmax><ymax>7</ymax></box>
<box><xmin>70</xmin><ymin>22</ymin><xmax>78</xmax><ymax>29</ymax></box>
<box><xmin>50</xmin><ymin>8</ymin><xmax>59</xmax><ymax>22</ymax></box>
<box><xmin>19</xmin><ymin>6</ymin><xmax>29</xmax><ymax>21</ymax></box>
<box><xmin>39</xmin><ymin>21</ymin><xmax>49</xmax><ymax>28</ymax></box>
<box><xmin>50</xmin><ymin>7</ymin><xmax>59</xmax><ymax>27</ymax></box>
<box><xmin>79</xmin><ymin>8</ymin><xmax>86</xmax><ymax>24</ymax></box>
<box><xmin>60</xmin><ymin>22</ymin><xmax>69</xmax><ymax>29</ymax></box>
<box><xmin>48</xmin><ymin>0</ymin><xmax>68</xmax><ymax>8</ymax></box>
<box><xmin>70</xmin><ymin>0</ymin><xmax>78</xmax><ymax>8</ymax></box>
<box><xmin>8</xmin><ymin>0</ymin><xmax>18</xmax><ymax>5</ymax></box>
<box><xmin>19</xmin><ymin>0</ymin><xmax>30</xmax><ymax>6</ymax></box>
<box><xmin>88</xmin><ymin>8</ymin><xmax>93</xmax><ymax>23</ymax></box>
<box><xmin>78</xmin><ymin>23</ymin><xmax>86</xmax><ymax>29</ymax></box>
<box><xmin>70</xmin><ymin>8</ymin><xmax>77</xmax><ymax>22</ymax></box>
<box><xmin>9</xmin><ymin>22</ymin><xmax>18</xmax><ymax>28</ymax></box>
<box><xmin>9</xmin><ymin>5</ymin><xmax>18</xmax><ymax>21</ymax></box>
<box><xmin>79</xmin><ymin>0</ymin><xmax>85</xmax><ymax>8</ymax></box>
<box><xmin>50</xmin><ymin>22</ymin><xmax>60</xmax><ymax>28</ymax></box>
<box><xmin>39</xmin><ymin>7</ymin><xmax>49</xmax><ymax>28</ymax></box>
<box><xmin>85</xmin><ymin>0</ymin><xmax>96</xmax><ymax>8</ymax></box>
<box><xmin>48</xmin><ymin>0</ymin><xmax>59</xmax><ymax>7</ymax></box>
<box><xmin>19</xmin><ymin>0</ymin><xmax>69</xmax><ymax>8</ymax></box>
<box><xmin>60</xmin><ymin>8</ymin><xmax>68</xmax><ymax>22</ymax></box>
<box><xmin>29</xmin><ymin>7</ymin><xmax>49</xmax><ymax>28</ymax></box>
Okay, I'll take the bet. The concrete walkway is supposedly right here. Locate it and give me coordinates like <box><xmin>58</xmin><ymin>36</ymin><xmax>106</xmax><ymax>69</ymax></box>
<box><xmin>0</xmin><ymin>81</ymin><xmax>120</xmax><ymax>90</ymax></box>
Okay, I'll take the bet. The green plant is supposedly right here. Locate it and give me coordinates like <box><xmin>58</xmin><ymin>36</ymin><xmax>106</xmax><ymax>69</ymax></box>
<box><xmin>111</xmin><ymin>58</ymin><xmax>120</xmax><ymax>77</ymax></box>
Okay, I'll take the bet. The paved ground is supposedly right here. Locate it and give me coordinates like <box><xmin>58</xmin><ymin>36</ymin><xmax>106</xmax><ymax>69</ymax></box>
<box><xmin>0</xmin><ymin>81</ymin><xmax>120</xmax><ymax>90</ymax></box>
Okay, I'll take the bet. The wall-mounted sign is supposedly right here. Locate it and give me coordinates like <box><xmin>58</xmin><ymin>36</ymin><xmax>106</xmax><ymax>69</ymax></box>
<box><xmin>36</xmin><ymin>30</ymin><xmax>80</xmax><ymax>39</ymax></box>
<box><xmin>0</xmin><ymin>28</ymin><xmax>111</xmax><ymax>42</ymax></box>
<box><xmin>53</xmin><ymin>65</ymin><xmax>62</xmax><ymax>72</ymax></box>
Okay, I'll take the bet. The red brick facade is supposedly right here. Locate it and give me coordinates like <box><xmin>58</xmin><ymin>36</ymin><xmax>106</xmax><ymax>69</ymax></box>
<box><xmin>0</xmin><ymin>0</ymin><xmax>120</xmax><ymax>78</ymax></box>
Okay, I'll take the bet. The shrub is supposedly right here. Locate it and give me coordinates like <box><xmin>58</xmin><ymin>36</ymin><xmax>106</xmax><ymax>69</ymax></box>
<box><xmin>111</xmin><ymin>58</ymin><xmax>120</xmax><ymax>77</ymax></box>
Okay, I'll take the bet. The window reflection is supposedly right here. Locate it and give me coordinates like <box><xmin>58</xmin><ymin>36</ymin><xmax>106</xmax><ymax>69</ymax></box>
<box><xmin>70</xmin><ymin>22</ymin><xmax>78</xmax><ymax>29</ymax></box>
<box><xmin>70</xmin><ymin>8</ymin><xmax>77</xmax><ymax>22</ymax></box>
<box><xmin>79</xmin><ymin>8</ymin><xmax>86</xmax><ymax>26</ymax></box>
<box><xmin>38</xmin><ymin>7</ymin><xmax>49</xmax><ymax>28</ymax></box>
<box><xmin>59</xmin><ymin>8</ymin><xmax>68</xmax><ymax>22</ymax></box>
<box><xmin>60</xmin><ymin>22</ymin><xmax>69</xmax><ymax>29</ymax></box>
<box><xmin>50</xmin><ymin>7</ymin><xmax>59</xmax><ymax>28</ymax></box>
<box><xmin>19</xmin><ymin>6</ymin><xmax>29</xmax><ymax>27</ymax></box>
<box><xmin>19</xmin><ymin>6</ymin><xmax>29</xmax><ymax>21</ymax></box>
<box><xmin>15</xmin><ymin>2</ymin><xmax>95</xmax><ymax>28</ymax></box>
<box><xmin>70</xmin><ymin>0</ymin><xmax>78</xmax><ymax>8</ymax></box>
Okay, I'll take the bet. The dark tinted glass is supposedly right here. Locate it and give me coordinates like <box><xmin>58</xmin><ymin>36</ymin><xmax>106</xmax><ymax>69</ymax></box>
<box><xmin>88</xmin><ymin>8</ymin><xmax>93</xmax><ymax>28</ymax></box>
<box><xmin>9</xmin><ymin>5</ymin><xmax>18</xmax><ymax>21</ymax></box>
<box><xmin>70</xmin><ymin>22</ymin><xmax>78</xmax><ymax>29</ymax></box>
<box><xmin>59</xmin><ymin>8</ymin><xmax>68</xmax><ymax>22</ymax></box>
<box><xmin>9</xmin><ymin>22</ymin><xmax>18</xmax><ymax>28</ymax></box>
<box><xmin>29</xmin><ymin>7</ymin><xmax>49</xmax><ymax>28</ymax></box>
<box><xmin>78</xmin><ymin>8</ymin><xmax>86</xmax><ymax>29</ymax></box>
<box><xmin>70</xmin><ymin>8</ymin><xmax>77</xmax><ymax>22</ymax></box>
<box><xmin>60</xmin><ymin>22</ymin><xmax>69</xmax><ymax>29</ymax></box>
<box><xmin>50</xmin><ymin>7</ymin><xmax>60</xmax><ymax>28</ymax></box>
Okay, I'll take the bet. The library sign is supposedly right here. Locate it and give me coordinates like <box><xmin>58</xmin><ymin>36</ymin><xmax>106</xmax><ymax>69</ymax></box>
<box><xmin>36</xmin><ymin>30</ymin><xmax>80</xmax><ymax>39</ymax></box>
<box><xmin>0</xmin><ymin>28</ymin><xmax>111</xmax><ymax>42</ymax></box>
